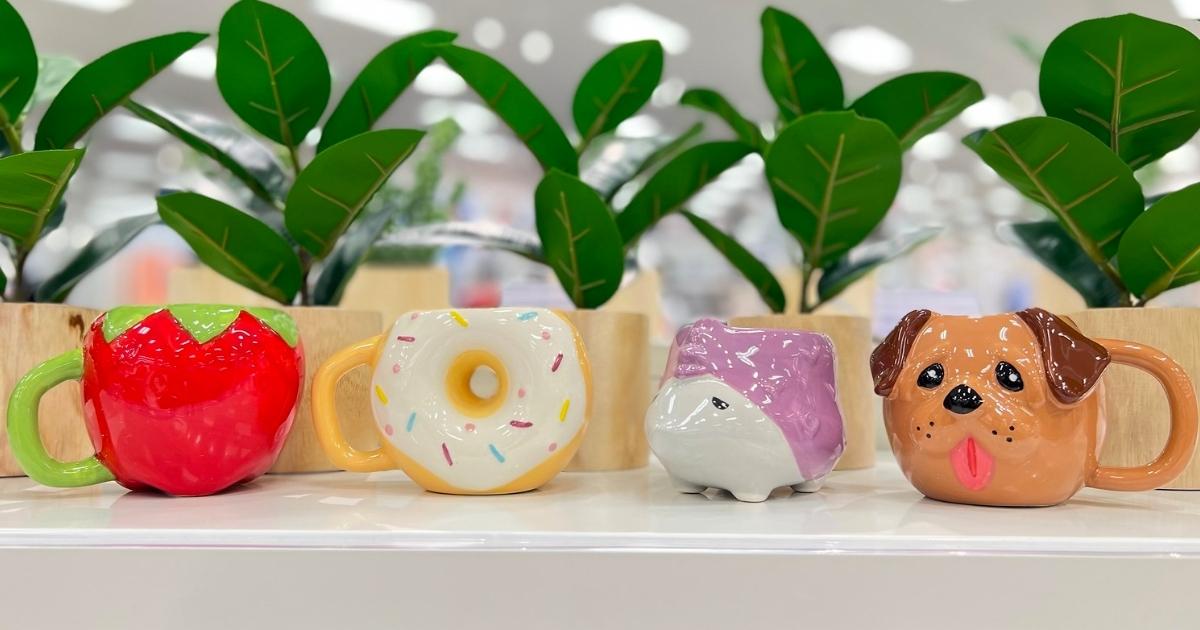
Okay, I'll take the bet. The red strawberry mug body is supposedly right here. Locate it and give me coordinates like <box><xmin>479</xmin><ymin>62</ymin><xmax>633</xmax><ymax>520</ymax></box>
<box><xmin>7</xmin><ymin>305</ymin><xmax>303</xmax><ymax>496</ymax></box>
<box><xmin>871</xmin><ymin>308</ymin><xmax>1197</xmax><ymax>507</ymax></box>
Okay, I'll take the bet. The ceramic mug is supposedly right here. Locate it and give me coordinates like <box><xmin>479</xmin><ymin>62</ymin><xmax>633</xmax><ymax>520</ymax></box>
<box><xmin>871</xmin><ymin>307</ymin><xmax>1198</xmax><ymax>507</ymax></box>
<box><xmin>7</xmin><ymin>305</ymin><xmax>304</xmax><ymax>496</ymax></box>
<box><xmin>313</xmin><ymin>308</ymin><xmax>590</xmax><ymax>495</ymax></box>
<box><xmin>645</xmin><ymin>318</ymin><xmax>845</xmax><ymax>502</ymax></box>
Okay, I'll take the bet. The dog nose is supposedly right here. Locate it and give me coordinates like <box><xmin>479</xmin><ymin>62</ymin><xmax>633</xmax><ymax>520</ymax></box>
<box><xmin>943</xmin><ymin>384</ymin><xmax>983</xmax><ymax>414</ymax></box>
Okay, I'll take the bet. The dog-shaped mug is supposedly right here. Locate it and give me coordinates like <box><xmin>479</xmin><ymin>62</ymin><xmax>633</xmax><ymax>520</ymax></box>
<box><xmin>871</xmin><ymin>307</ymin><xmax>1197</xmax><ymax>506</ymax></box>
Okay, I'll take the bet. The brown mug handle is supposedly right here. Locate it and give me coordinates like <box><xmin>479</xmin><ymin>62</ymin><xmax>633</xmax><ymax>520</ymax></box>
<box><xmin>1087</xmin><ymin>339</ymin><xmax>1198</xmax><ymax>491</ymax></box>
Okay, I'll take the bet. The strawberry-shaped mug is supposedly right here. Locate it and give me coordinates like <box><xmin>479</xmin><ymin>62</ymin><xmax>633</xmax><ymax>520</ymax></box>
<box><xmin>7</xmin><ymin>305</ymin><xmax>304</xmax><ymax>496</ymax></box>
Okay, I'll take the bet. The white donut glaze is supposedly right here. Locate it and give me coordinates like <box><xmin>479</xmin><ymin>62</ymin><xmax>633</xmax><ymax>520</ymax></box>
<box><xmin>371</xmin><ymin>308</ymin><xmax>589</xmax><ymax>492</ymax></box>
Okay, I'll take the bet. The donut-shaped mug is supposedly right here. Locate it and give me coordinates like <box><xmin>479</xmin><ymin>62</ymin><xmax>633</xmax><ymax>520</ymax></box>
<box><xmin>313</xmin><ymin>308</ymin><xmax>591</xmax><ymax>494</ymax></box>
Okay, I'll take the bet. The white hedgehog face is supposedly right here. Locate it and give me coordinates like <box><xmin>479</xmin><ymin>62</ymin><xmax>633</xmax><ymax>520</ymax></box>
<box><xmin>369</xmin><ymin>308</ymin><xmax>590</xmax><ymax>494</ymax></box>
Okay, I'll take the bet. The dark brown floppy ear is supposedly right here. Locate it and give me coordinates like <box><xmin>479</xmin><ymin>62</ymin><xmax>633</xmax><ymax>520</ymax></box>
<box><xmin>871</xmin><ymin>309</ymin><xmax>932</xmax><ymax>396</ymax></box>
<box><xmin>1016</xmin><ymin>307</ymin><xmax>1110</xmax><ymax>404</ymax></box>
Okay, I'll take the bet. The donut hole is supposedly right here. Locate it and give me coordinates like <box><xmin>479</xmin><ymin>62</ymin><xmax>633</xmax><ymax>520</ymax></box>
<box><xmin>445</xmin><ymin>349</ymin><xmax>509</xmax><ymax>419</ymax></box>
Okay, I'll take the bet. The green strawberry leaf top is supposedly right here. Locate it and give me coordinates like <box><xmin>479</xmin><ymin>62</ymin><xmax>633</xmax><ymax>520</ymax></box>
<box><xmin>101</xmin><ymin>304</ymin><xmax>299</xmax><ymax>347</ymax></box>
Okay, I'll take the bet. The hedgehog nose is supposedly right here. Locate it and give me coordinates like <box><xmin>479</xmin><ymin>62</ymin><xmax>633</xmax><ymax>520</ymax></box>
<box><xmin>943</xmin><ymin>384</ymin><xmax>983</xmax><ymax>415</ymax></box>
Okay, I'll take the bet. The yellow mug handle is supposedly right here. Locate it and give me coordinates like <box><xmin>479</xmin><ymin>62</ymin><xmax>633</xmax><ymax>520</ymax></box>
<box><xmin>312</xmin><ymin>334</ymin><xmax>395</xmax><ymax>473</ymax></box>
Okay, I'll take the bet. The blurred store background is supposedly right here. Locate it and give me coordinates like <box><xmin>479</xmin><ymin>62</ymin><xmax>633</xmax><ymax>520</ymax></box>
<box><xmin>7</xmin><ymin>0</ymin><xmax>1199</xmax><ymax>340</ymax></box>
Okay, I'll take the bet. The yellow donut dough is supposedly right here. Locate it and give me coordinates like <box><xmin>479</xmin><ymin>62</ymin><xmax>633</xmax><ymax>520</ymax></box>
<box><xmin>370</xmin><ymin>308</ymin><xmax>591</xmax><ymax>494</ymax></box>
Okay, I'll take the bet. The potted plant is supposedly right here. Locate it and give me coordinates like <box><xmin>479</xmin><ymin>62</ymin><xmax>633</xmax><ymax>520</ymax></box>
<box><xmin>0</xmin><ymin>0</ymin><xmax>205</xmax><ymax>475</ymax></box>
<box><xmin>435</xmin><ymin>40</ymin><xmax>785</xmax><ymax>470</ymax></box>
<box><xmin>966</xmin><ymin>13</ymin><xmax>1200</xmax><ymax>488</ymax></box>
<box><xmin>143</xmin><ymin>0</ymin><xmax>437</xmax><ymax>472</ymax></box>
<box><xmin>681</xmin><ymin>6</ymin><xmax>981</xmax><ymax>469</ymax></box>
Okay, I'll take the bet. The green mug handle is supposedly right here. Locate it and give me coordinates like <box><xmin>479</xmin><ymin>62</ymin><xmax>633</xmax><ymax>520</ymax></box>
<box><xmin>7</xmin><ymin>348</ymin><xmax>114</xmax><ymax>487</ymax></box>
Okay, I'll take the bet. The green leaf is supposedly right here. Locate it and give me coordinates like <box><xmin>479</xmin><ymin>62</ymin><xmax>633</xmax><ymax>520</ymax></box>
<box><xmin>311</xmin><ymin>200</ymin><xmax>394</xmax><ymax>306</ymax></box>
<box><xmin>765</xmin><ymin>111</ymin><xmax>902</xmax><ymax>269</ymax></box>
<box><xmin>965</xmin><ymin>117</ymin><xmax>1143</xmax><ymax>261</ymax></box>
<box><xmin>126</xmin><ymin>101</ymin><xmax>286</xmax><ymax>207</ymax></box>
<box><xmin>379</xmin><ymin>221</ymin><xmax>544</xmax><ymax>263</ymax></box>
<box><xmin>680</xmin><ymin>88</ymin><xmax>766</xmax><ymax>151</ymax></box>
<box><xmin>34</xmin><ymin>32</ymin><xmax>207</xmax><ymax>150</ymax></box>
<box><xmin>35</xmin><ymin>213</ymin><xmax>158</xmax><ymax>303</ymax></box>
<box><xmin>851</xmin><ymin>72</ymin><xmax>983</xmax><ymax>149</ymax></box>
<box><xmin>438</xmin><ymin>44</ymin><xmax>577</xmax><ymax>175</ymax></box>
<box><xmin>682</xmin><ymin>210</ymin><xmax>785</xmax><ymax>312</ymax></box>
<box><xmin>616</xmin><ymin>141</ymin><xmax>753</xmax><ymax>244</ymax></box>
<box><xmin>1117</xmin><ymin>183</ymin><xmax>1200</xmax><ymax>301</ymax></box>
<box><xmin>587</xmin><ymin>122</ymin><xmax>704</xmax><ymax>204</ymax></box>
<box><xmin>1007</xmin><ymin>220</ymin><xmax>1123</xmax><ymax>308</ymax></box>
<box><xmin>102</xmin><ymin>304</ymin><xmax>298</xmax><ymax>346</ymax></box>
<box><xmin>760</xmin><ymin>7</ymin><xmax>842</xmax><ymax>121</ymax></box>
<box><xmin>320</xmin><ymin>30</ymin><xmax>456</xmax><ymax>152</ymax></box>
<box><xmin>535</xmin><ymin>170</ymin><xmax>624</xmax><ymax>308</ymax></box>
<box><xmin>817</xmin><ymin>226</ymin><xmax>940</xmax><ymax>304</ymax></box>
<box><xmin>157</xmin><ymin>191</ymin><xmax>301</xmax><ymax>304</ymax></box>
<box><xmin>0</xmin><ymin>149</ymin><xmax>83</xmax><ymax>249</ymax></box>
<box><xmin>0</xmin><ymin>264</ymin><xmax>6</xmax><ymax>296</ymax></box>
<box><xmin>1040</xmin><ymin>14</ymin><xmax>1200</xmax><ymax>169</ymax></box>
<box><xmin>0</xmin><ymin>0</ymin><xmax>37</xmax><ymax>123</ymax></box>
<box><xmin>285</xmin><ymin>128</ymin><xmax>424</xmax><ymax>258</ymax></box>
<box><xmin>573</xmin><ymin>40</ymin><xmax>663</xmax><ymax>148</ymax></box>
<box><xmin>216</xmin><ymin>0</ymin><xmax>329</xmax><ymax>149</ymax></box>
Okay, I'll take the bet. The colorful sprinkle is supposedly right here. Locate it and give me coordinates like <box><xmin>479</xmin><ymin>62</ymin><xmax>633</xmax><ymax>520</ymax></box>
<box><xmin>548</xmin><ymin>442</ymin><xmax>558</xmax><ymax>452</ymax></box>
<box><xmin>551</xmin><ymin>353</ymin><xmax>563</xmax><ymax>372</ymax></box>
<box><xmin>465</xmin><ymin>422</ymin><xmax>476</xmax><ymax>432</ymax></box>
<box><xmin>488</xmin><ymin>443</ymin><xmax>506</xmax><ymax>463</ymax></box>
<box><xmin>410</xmin><ymin>312</ymin><xmax>420</xmax><ymax>320</ymax></box>
<box><xmin>392</xmin><ymin>362</ymin><xmax>402</xmax><ymax>373</ymax></box>
<box><xmin>449</xmin><ymin>310</ymin><xmax>469</xmax><ymax>327</ymax></box>
<box><xmin>540</xmin><ymin>330</ymin><xmax>551</xmax><ymax>340</ymax></box>
<box><xmin>397</xmin><ymin>335</ymin><xmax>415</xmax><ymax>343</ymax></box>
<box><xmin>559</xmin><ymin>399</ymin><xmax>570</xmax><ymax>422</ymax></box>
<box><xmin>517</xmin><ymin>311</ymin><xmax>538</xmax><ymax>321</ymax></box>
<box><xmin>518</xmin><ymin>387</ymin><xmax>526</xmax><ymax>398</ymax></box>
<box><xmin>510</xmin><ymin>420</ymin><xmax>533</xmax><ymax>428</ymax></box>
<box><xmin>406</xmin><ymin>411</ymin><xmax>416</xmax><ymax>432</ymax></box>
<box><xmin>441</xmin><ymin>442</ymin><xmax>454</xmax><ymax>466</ymax></box>
<box><xmin>384</xmin><ymin>424</ymin><xmax>394</xmax><ymax>436</ymax></box>
<box><xmin>375</xmin><ymin>385</ymin><xmax>389</xmax><ymax>405</ymax></box>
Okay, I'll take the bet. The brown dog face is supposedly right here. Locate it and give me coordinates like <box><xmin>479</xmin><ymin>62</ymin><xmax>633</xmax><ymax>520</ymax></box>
<box><xmin>872</xmin><ymin>309</ymin><xmax>1110</xmax><ymax>506</ymax></box>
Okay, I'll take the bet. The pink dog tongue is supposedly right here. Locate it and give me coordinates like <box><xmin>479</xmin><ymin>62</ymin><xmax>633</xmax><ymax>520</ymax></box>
<box><xmin>950</xmin><ymin>437</ymin><xmax>994</xmax><ymax>491</ymax></box>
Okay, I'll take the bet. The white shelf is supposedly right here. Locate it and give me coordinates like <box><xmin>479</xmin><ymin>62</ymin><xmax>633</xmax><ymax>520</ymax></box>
<box><xmin>2</xmin><ymin>456</ymin><xmax>1199</xmax><ymax>555</ymax></box>
<box><xmin>3</xmin><ymin>456</ymin><xmax>1200</xmax><ymax>629</ymax></box>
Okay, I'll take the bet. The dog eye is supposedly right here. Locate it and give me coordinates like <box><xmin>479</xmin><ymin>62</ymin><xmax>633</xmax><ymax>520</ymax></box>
<box><xmin>711</xmin><ymin>397</ymin><xmax>729</xmax><ymax>410</ymax></box>
<box><xmin>996</xmin><ymin>361</ymin><xmax>1024</xmax><ymax>392</ymax></box>
<box><xmin>917</xmin><ymin>363</ymin><xmax>944</xmax><ymax>389</ymax></box>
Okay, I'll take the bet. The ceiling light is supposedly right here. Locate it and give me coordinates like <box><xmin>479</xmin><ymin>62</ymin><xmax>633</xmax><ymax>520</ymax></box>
<box><xmin>172</xmin><ymin>45</ymin><xmax>216</xmax><ymax>80</ymax></box>
<box><xmin>828</xmin><ymin>25</ymin><xmax>911</xmax><ymax>75</ymax></box>
<box><xmin>616</xmin><ymin>114</ymin><xmax>662</xmax><ymax>138</ymax></box>
<box><xmin>520</xmin><ymin>30</ymin><xmax>554</xmax><ymax>64</ymax></box>
<box><xmin>1173</xmin><ymin>0</ymin><xmax>1200</xmax><ymax>19</ymax></box>
<box><xmin>911</xmin><ymin>131</ymin><xmax>954</xmax><ymax>161</ymax></box>
<box><xmin>589</xmin><ymin>4</ymin><xmax>690</xmax><ymax>55</ymax></box>
<box><xmin>414</xmin><ymin>62</ymin><xmax>466</xmax><ymax>96</ymax></box>
<box><xmin>960</xmin><ymin>94</ymin><xmax>1017</xmax><ymax>128</ymax></box>
<box><xmin>473</xmin><ymin>17</ymin><xmax>505</xmax><ymax>49</ymax></box>
<box><xmin>312</xmin><ymin>0</ymin><xmax>434</xmax><ymax>37</ymax></box>
<box><xmin>45</xmin><ymin>0</ymin><xmax>132</xmax><ymax>12</ymax></box>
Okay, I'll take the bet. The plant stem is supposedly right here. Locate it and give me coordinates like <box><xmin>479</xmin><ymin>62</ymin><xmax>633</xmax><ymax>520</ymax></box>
<box><xmin>286</xmin><ymin>143</ymin><xmax>303</xmax><ymax>177</ymax></box>
<box><xmin>799</xmin><ymin>263</ymin><xmax>816</xmax><ymax>314</ymax></box>
<box><xmin>12</xmin><ymin>249</ymin><xmax>29</xmax><ymax>301</ymax></box>
<box><xmin>1</xmin><ymin>119</ymin><xmax>24</xmax><ymax>154</ymax></box>
<box><xmin>298</xmin><ymin>249</ymin><xmax>313</xmax><ymax>306</ymax></box>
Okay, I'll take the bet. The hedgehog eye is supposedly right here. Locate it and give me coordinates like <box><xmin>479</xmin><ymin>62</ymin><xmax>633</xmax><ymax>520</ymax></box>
<box><xmin>996</xmin><ymin>361</ymin><xmax>1024</xmax><ymax>392</ymax></box>
<box><xmin>711</xmin><ymin>397</ymin><xmax>729</xmax><ymax>410</ymax></box>
<box><xmin>917</xmin><ymin>363</ymin><xmax>944</xmax><ymax>389</ymax></box>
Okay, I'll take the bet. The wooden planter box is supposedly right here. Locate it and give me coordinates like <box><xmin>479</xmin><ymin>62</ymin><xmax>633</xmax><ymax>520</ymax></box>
<box><xmin>1067</xmin><ymin>307</ymin><xmax>1200</xmax><ymax>489</ymax></box>
<box><xmin>0</xmin><ymin>303</ymin><xmax>100</xmax><ymax>476</ymax></box>
<box><xmin>728</xmin><ymin>313</ymin><xmax>875</xmax><ymax>470</ymax></box>
<box><xmin>563</xmin><ymin>309</ymin><xmax>650</xmax><ymax>471</ymax></box>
